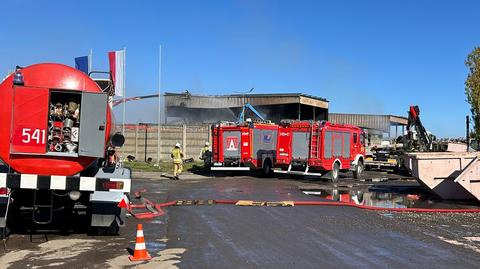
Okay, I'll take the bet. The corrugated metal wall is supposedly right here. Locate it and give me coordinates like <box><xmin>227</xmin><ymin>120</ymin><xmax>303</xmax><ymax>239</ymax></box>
<box><xmin>328</xmin><ymin>114</ymin><xmax>391</xmax><ymax>133</ymax></box>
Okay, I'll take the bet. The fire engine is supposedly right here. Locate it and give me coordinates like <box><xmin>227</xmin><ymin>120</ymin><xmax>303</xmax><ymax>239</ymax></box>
<box><xmin>211</xmin><ymin>121</ymin><xmax>278</xmax><ymax>174</ymax></box>
<box><xmin>0</xmin><ymin>63</ymin><xmax>131</xmax><ymax>236</ymax></box>
<box><xmin>274</xmin><ymin>120</ymin><xmax>365</xmax><ymax>182</ymax></box>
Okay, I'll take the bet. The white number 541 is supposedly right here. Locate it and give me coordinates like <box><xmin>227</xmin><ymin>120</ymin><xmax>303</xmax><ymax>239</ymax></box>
<box><xmin>21</xmin><ymin>128</ymin><xmax>46</xmax><ymax>144</ymax></box>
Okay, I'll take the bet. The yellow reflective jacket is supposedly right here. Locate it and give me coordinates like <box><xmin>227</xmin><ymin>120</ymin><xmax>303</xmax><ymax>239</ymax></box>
<box><xmin>199</xmin><ymin>146</ymin><xmax>209</xmax><ymax>158</ymax></box>
<box><xmin>171</xmin><ymin>147</ymin><xmax>184</xmax><ymax>163</ymax></box>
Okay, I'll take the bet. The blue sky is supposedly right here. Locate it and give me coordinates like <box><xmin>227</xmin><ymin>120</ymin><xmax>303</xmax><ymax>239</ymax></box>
<box><xmin>1</xmin><ymin>0</ymin><xmax>479</xmax><ymax>137</ymax></box>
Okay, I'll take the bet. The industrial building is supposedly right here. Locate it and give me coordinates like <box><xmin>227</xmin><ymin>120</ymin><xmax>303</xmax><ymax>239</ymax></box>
<box><xmin>329</xmin><ymin>113</ymin><xmax>408</xmax><ymax>145</ymax></box>
<box><xmin>162</xmin><ymin>92</ymin><xmax>408</xmax><ymax>143</ymax></box>
<box><xmin>164</xmin><ymin>92</ymin><xmax>329</xmax><ymax>123</ymax></box>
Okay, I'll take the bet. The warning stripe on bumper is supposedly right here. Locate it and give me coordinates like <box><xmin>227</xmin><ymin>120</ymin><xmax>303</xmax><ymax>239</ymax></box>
<box><xmin>0</xmin><ymin>173</ymin><xmax>130</xmax><ymax>192</ymax></box>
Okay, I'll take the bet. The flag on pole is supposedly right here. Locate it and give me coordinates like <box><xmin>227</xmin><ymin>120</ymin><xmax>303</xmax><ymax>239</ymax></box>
<box><xmin>74</xmin><ymin>55</ymin><xmax>90</xmax><ymax>74</ymax></box>
<box><xmin>108</xmin><ymin>50</ymin><xmax>125</xmax><ymax>97</ymax></box>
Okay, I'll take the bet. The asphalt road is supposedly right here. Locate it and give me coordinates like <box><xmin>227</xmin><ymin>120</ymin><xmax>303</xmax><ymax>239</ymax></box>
<box><xmin>2</xmin><ymin>172</ymin><xmax>480</xmax><ymax>268</ymax></box>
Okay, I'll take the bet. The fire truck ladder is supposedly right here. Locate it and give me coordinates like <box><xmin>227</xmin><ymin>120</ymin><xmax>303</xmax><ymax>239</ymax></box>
<box><xmin>1</xmin><ymin>191</ymin><xmax>11</xmax><ymax>249</ymax></box>
<box><xmin>300</xmin><ymin>125</ymin><xmax>321</xmax><ymax>176</ymax></box>
<box><xmin>310</xmin><ymin>126</ymin><xmax>319</xmax><ymax>159</ymax></box>
<box><xmin>32</xmin><ymin>189</ymin><xmax>54</xmax><ymax>225</ymax></box>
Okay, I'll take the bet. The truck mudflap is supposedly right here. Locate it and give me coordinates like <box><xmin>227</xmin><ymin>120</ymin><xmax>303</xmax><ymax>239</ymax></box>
<box><xmin>90</xmin><ymin>191</ymin><xmax>127</xmax><ymax>228</ymax></box>
<box><xmin>0</xmin><ymin>194</ymin><xmax>10</xmax><ymax>229</ymax></box>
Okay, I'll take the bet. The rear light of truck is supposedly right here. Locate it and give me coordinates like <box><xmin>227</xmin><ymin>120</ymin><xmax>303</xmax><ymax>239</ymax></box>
<box><xmin>0</xmin><ymin>187</ymin><xmax>8</xmax><ymax>195</ymax></box>
<box><xmin>103</xmin><ymin>181</ymin><xmax>124</xmax><ymax>190</ymax></box>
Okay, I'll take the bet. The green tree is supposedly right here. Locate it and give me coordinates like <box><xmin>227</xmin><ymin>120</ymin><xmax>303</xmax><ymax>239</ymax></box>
<box><xmin>466</xmin><ymin>47</ymin><xmax>480</xmax><ymax>140</ymax></box>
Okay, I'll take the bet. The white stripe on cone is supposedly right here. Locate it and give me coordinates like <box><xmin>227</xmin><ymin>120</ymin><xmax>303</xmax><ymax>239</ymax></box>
<box><xmin>137</xmin><ymin>230</ymin><xmax>144</xmax><ymax>237</ymax></box>
<box><xmin>135</xmin><ymin>242</ymin><xmax>146</xmax><ymax>250</ymax></box>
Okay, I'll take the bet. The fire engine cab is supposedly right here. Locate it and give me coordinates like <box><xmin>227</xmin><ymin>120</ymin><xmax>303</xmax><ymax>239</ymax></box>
<box><xmin>211</xmin><ymin>121</ymin><xmax>277</xmax><ymax>174</ymax></box>
<box><xmin>274</xmin><ymin>120</ymin><xmax>365</xmax><ymax>182</ymax></box>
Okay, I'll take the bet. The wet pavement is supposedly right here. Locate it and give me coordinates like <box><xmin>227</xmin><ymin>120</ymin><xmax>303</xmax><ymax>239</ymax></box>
<box><xmin>300</xmin><ymin>181</ymin><xmax>480</xmax><ymax>209</ymax></box>
<box><xmin>2</xmin><ymin>171</ymin><xmax>480</xmax><ymax>268</ymax></box>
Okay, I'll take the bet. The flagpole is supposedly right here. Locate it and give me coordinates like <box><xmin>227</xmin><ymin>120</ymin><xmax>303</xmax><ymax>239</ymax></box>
<box><xmin>157</xmin><ymin>45</ymin><xmax>162</xmax><ymax>164</ymax></box>
<box><xmin>122</xmin><ymin>47</ymin><xmax>126</xmax><ymax>134</ymax></box>
<box><xmin>89</xmin><ymin>48</ymin><xmax>93</xmax><ymax>73</ymax></box>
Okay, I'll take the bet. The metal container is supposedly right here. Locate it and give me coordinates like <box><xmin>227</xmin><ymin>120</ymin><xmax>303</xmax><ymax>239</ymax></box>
<box><xmin>405</xmin><ymin>152</ymin><xmax>480</xmax><ymax>200</ymax></box>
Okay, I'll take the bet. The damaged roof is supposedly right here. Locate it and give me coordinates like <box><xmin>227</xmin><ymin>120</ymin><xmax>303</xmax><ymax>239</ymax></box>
<box><xmin>164</xmin><ymin>92</ymin><xmax>329</xmax><ymax>109</ymax></box>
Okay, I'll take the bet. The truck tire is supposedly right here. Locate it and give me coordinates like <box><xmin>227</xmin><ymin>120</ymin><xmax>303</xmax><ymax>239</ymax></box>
<box><xmin>331</xmin><ymin>162</ymin><xmax>340</xmax><ymax>182</ymax></box>
<box><xmin>353</xmin><ymin>160</ymin><xmax>364</xmax><ymax>179</ymax></box>
<box><xmin>262</xmin><ymin>159</ymin><xmax>273</xmax><ymax>176</ymax></box>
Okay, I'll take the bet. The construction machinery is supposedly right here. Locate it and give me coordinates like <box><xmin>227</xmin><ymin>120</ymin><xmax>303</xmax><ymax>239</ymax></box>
<box><xmin>237</xmin><ymin>103</ymin><xmax>266</xmax><ymax>123</ymax></box>
<box><xmin>365</xmin><ymin>105</ymin><xmax>439</xmax><ymax>170</ymax></box>
<box><xmin>0</xmin><ymin>63</ymin><xmax>131</xmax><ymax>236</ymax></box>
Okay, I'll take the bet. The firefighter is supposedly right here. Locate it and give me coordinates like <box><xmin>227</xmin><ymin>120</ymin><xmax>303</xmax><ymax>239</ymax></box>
<box><xmin>171</xmin><ymin>143</ymin><xmax>184</xmax><ymax>180</ymax></box>
<box><xmin>199</xmin><ymin>141</ymin><xmax>211</xmax><ymax>166</ymax></box>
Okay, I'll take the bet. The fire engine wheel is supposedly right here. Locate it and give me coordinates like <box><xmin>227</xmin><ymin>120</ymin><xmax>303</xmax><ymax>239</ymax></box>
<box><xmin>353</xmin><ymin>160</ymin><xmax>364</xmax><ymax>179</ymax></box>
<box><xmin>331</xmin><ymin>162</ymin><xmax>340</xmax><ymax>182</ymax></box>
<box><xmin>262</xmin><ymin>159</ymin><xmax>273</xmax><ymax>176</ymax></box>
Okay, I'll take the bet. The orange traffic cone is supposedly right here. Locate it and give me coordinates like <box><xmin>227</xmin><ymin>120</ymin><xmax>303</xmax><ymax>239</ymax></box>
<box><xmin>129</xmin><ymin>224</ymin><xmax>152</xmax><ymax>261</ymax></box>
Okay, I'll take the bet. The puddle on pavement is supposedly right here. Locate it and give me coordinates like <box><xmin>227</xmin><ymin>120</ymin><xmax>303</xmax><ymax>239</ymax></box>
<box><xmin>222</xmin><ymin>188</ymin><xmax>244</xmax><ymax>193</ymax></box>
<box><xmin>145</xmin><ymin>242</ymin><xmax>167</xmax><ymax>251</ymax></box>
<box><xmin>149</xmin><ymin>219</ymin><xmax>165</xmax><ymax>224</ymax></box>
<box><xmin>301</xmin><ymin>184</ymin><xmax>480</xmax><ymax>209</ymax></box>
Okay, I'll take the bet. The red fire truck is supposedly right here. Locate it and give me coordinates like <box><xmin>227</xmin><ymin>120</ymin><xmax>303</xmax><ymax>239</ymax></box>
<box><xmin>0</xmin><ymin>63</ymin><xmax>130</xmax><ymax>236</ymax></box>
<box><xmin>211</xmin><ymin>121</ymin><xmax>278</xmax><ymax>174</ymax></box>
<box><xmin>274</xmin><ymin>120</ymin><xmax>365</xmax><ymax>182</ymax></box>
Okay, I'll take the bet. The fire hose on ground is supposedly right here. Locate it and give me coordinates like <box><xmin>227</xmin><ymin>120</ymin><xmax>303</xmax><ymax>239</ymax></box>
<box><xmin>125</xmin><ymin>190</ymin><xmax>480</xmax><ymax>219</ymax></box>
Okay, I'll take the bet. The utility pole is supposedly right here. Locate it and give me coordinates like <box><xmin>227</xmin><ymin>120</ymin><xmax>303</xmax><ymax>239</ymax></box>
<box><xmin>139</xmin><ymin>123</ymin><xmax>148</xmax><ymax>162</ymax></box>
<box><xmin>467</xmin><ymin>116</ymin><xmax>470</xmax><ymax>152</ymax></box>
<box><xmin>157</xmin><ymin>45</ymin><xmax>162</xmax><ymax>164</ymax></box>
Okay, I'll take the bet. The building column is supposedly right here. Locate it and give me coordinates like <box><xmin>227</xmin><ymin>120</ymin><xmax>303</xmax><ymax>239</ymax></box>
<box><xmin>298</xmin><ymin>104</ymin><xmax>301</xmax><ymax>120</ymax></box>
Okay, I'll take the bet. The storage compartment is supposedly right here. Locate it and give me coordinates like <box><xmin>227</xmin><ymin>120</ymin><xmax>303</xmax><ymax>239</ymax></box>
<box><xmin>222</xmin><ymin>131</ymin><xmax>241</xmax><ymax>158</ymax></box>
<box><xmin>10</xmin><ymin>86</ymin><xmax>50</xmax><ymax>154</ymax></box>
<box><xmin>11</xmin><ymin>88</ymin><xmax>108</xmax><ymax>158</ymax></box>
<box><xmin>292</xmin><ymin>131</ymin><xmax>310</xmax><ymax>159</ymax></box>
<box><xmin>47</xmin><ymin>91</ymin><xmax>82</xmax><ymax>155</ymax></box>
<box><xmin>78</xmin><ymin>92</ymin><xmax>107</xmax><ymax>157</ymax></box>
